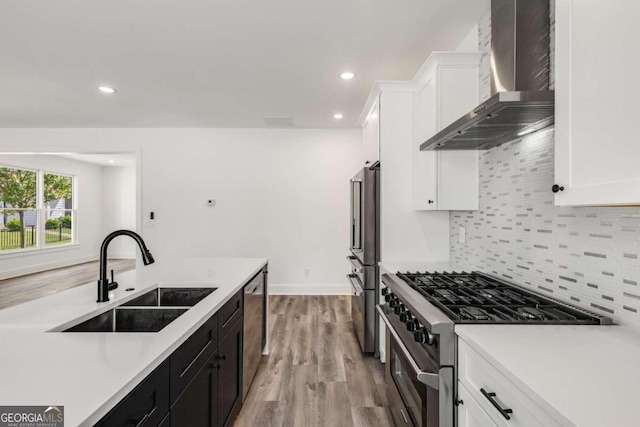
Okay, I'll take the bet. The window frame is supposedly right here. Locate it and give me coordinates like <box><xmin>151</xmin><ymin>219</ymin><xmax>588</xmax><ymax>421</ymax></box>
<box><xmin>0</xmin><ymin>164</ymin><xmax>77</xmax><ymax>255</ymax></box>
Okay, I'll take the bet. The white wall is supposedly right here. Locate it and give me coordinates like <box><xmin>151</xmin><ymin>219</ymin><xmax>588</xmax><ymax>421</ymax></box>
<box><xmin>101</xmin><ymin>166</ymin><xmax>136</xmax><ymax>258</ymax></box>
<box><xmin>456</xmin><ymin>23</ymin><xmax>479</xmax><ymax>51</ymax></box>
<box><xmin>0</xmin><ymin>154</ymin><xmax>103</xmax><ymax>279</ymax></box>
<box><xmin>0</xmin><ymin>128</ymin><xmax>362</xmax><ymax>292</ymax></box>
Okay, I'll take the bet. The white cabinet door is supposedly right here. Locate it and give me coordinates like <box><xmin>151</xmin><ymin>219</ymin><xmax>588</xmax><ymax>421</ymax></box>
<box><xmin>414</xmin><ymin>79</ymin><xmax>439</xmax><ymax>210</ymax></box>
<box><xmin>363</xmin><ymin>98</ymin><xmax>380</xmax><ymax>166</ymax></box>
<box><xmin>555</xmin><ymin>0</ymin><xmax>640</xmax><ymax>206</ymax></box>
<box><xmin>413</xmin><ymin>53</ymin><xmax>480</xmax><ymax>211</ymax></box>
<box><xmin>458</xmin><ymin>382</ymin><xmax>500</xmax><ymax>427</ymax></box>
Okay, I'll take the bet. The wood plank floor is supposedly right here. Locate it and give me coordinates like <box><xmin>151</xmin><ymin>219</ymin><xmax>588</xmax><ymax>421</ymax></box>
<box><xmin>235</xmin><ymin>295</ymin><xmax>394</xmax><ymax>427</ymax></box>
<box><xmin>0</xmin><ymin>259</ymin><xmax>136</xmax><ymax>310</ymax></box>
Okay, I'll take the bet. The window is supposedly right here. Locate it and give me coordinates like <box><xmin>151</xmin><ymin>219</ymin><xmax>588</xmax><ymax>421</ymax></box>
<box><xmin>0</xmin><ymin>166</ymin><xmax>75</xmax><ymax>252</ymax></box>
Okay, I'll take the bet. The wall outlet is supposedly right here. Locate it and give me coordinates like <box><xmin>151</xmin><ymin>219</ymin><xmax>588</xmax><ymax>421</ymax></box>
<box><xmin>458</xmin><ymin>226</ymin><xmax>466</xmax><ymax>244</ymax></box>
<box><xmin>304</xmin><ymin>268</ymin><xmax>310</xmax><ymax>277</ymax></box>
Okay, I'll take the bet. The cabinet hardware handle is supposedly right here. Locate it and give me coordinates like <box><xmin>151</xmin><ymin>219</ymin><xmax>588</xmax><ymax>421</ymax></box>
<box><xmin>552</xmin><ymin>184</ymin><xmax>565</xmax><ymax>193</ymax></box>
<box><xmin>399</xmin><ymin>408</ymin><xmax>409</xmax><ymax>424</ymax></box>
<box><xmin>211</xmin><ymin>362</ymin><xmax>222</xmax><ymax>369</ymax></box>
<box><xmin>455</xmin><ymin>399</ymin><xmax>464</xmax><ymax>406</ymax></box>
<box><xmin>480</xmin><ymin>388</ymin><xmax>513</xmax><ymax>420</ymax></box>
<box><xmin>428</xmin><ymin>200</ymin><xmax>434</xmax><ymax>204</ymax></box>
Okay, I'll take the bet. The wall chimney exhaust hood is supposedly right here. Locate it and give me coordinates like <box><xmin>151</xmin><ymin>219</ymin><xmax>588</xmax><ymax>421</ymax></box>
<box><xmin>421</xmin><ymin>0</ymin><xmax>553</xmax><ymax>151</ymax></box>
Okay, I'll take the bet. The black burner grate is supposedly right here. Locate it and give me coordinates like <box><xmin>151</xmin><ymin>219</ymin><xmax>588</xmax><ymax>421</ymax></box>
<box><xmin>397</xmin><ymin>271</ymin><xmax>606</xmax><ymax>324</ymax></box>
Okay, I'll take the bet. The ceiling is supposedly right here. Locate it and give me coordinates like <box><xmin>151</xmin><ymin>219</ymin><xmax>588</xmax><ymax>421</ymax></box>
<box><xmin>58</xmin><ymin>153</ymin><xmax>136</xmax><ymax>167</ymax></box>
<box><xmin>0</xmin><ymin>0</ymin><xmax>489</xmax><ymax>129</ymax></box>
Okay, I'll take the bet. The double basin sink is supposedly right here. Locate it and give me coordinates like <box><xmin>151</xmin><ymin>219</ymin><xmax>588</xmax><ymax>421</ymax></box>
<box><xmin>63</xmin><ymin>287</ymin><xmax>216</xmax><ymax>333</ymax></box>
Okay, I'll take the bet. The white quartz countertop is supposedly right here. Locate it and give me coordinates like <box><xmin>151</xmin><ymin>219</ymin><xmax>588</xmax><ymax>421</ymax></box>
<box><xmin>456</xmin><ymin>324</ymin><xmax>640</xmax><ymax>427</ymax></box>
<box><xmin>0</xmin><ymin>257</ymin><xmax>267</xmax><ymax>427</ymax></box>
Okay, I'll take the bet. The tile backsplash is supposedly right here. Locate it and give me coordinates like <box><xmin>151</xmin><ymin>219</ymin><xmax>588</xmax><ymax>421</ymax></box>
<box><xmin>450</xmin><ymin>2</ymin><xmax>640</xmax><ymax>329</ymax></box>
<box><xmin>450</xmin><ymin>129</ymin><xmax>640</xmax><ymax>328</ymax></box>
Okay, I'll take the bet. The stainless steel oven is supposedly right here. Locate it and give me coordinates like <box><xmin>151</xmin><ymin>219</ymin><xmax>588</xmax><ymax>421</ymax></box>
<box><xmin>378</xmin><ymin>305</ymin><xmax>453</xmax><ymax>427</ymax></box>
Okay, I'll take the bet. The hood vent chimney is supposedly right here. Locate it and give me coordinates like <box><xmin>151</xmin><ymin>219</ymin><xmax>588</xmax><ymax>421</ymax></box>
<box><xmin>421</xmin><ymin>0</ymin><xmax>554</xmax><ymax>151</ymax></box>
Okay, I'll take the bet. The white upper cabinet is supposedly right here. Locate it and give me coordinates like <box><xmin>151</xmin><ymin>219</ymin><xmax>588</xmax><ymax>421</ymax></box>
<box><xmin>413</xmin><ymin>52</ymin><xmax>482</xmax><ymax>211</ymax></box>
<box><xmin>362</xmin><ymin>97</ymin><xmax>380</xmax><ymax>167</ymax></box>
<box><xmin>555</xmin><ymin>0</ymin><xmax>640</xmax><ymax>206</ymax></box>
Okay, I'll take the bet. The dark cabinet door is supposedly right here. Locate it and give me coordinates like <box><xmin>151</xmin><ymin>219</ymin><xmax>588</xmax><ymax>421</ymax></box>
<box><xmin>170</xmin><ymin>351</ymin><xmax>219</xmax><ymax>427</ymax></box>
<box><xmin>217</xmin><ymin>317</ymin><xmax>243</xmax><ymax>427</ymax></box>
<box><xmin>95</xmin><ymin>360</ymin><xmax>170</xmax><ymax>427</ymax></box>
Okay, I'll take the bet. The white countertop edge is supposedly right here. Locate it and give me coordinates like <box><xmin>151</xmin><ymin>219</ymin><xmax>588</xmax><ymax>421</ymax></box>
<box><xmin>455</xmin><ymin>325</ymin><xmax>578</xmax><ymax>427</ymax></box>
<box><xmin>79</xmin><ymin>258</ymin><xmax>268</xmax><ymax>426</ymax></box>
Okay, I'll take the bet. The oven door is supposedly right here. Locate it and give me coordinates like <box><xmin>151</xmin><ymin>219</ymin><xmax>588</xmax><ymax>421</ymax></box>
<box><xmin>378</xmin><ymin>306</ymin><xmax>453</xmax><ymax>427</ymax></box>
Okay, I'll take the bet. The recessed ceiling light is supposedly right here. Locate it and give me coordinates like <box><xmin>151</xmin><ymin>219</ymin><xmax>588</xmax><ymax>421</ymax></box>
<box><xmin>107</xmin><ymin>159</ymin><xmax>115</xmax><ymax>164</ymax></box>
<box><xmin>98</xmin><ymin>86</ymin><xmax>117</xmax><ymax>94</ymax></box>
<box><xmin>333</xmin><ymin>113</ymin><xmax>344</xmax><ymax>119</ymax></box>
<box><xmin>340</xmin><ymin>72</ymin><xmax>355</xmax><ymax>80</ymax></box>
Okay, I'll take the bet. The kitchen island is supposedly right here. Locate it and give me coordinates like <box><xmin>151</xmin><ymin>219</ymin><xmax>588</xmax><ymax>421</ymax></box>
<box><xmin>0</xmin><ymin>257</ymin><xmax>268</xmax><ymax>426</ymax></box>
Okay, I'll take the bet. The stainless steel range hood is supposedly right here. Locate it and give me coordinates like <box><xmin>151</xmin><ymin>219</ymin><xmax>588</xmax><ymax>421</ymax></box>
<box><xmin>421</xmin><ymin>0</ymin><xmax>553</xmax><ymax>151</ymax></box>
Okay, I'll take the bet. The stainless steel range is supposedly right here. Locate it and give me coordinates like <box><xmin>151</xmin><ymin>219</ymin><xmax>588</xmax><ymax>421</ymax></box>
<box><xmin>378</xmin><ymin>271</ymin><xmax>612</xmax><ymax>427</ymax></box>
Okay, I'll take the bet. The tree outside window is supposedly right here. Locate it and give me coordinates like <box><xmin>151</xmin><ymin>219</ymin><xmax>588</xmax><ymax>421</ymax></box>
<box><xmin>0</xmin><ymin>166</ymin><xmax>74</xmax><ymax>251</ymax></box>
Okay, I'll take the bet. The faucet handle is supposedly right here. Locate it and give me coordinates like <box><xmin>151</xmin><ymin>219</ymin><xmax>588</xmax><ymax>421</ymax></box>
<box><xmin>108</xmin><ymin>269</ymin><xmax>119</xmax><ymax>291</ymax></box>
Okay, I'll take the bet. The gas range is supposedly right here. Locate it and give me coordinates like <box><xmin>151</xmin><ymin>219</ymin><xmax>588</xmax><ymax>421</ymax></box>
<box><xmin>395</xmin><ymin>271</ymin><xmax>611</xmax><ymax>325</ymax></box>
<box><xmin>377</xmin><ymin>270</ymin><xmax>612</xmax><ymax>427</ymax></box>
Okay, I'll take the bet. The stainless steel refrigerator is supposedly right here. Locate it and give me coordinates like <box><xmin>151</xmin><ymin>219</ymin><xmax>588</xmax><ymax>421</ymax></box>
<box><xmin>347</xmin><ymin>164</ymin><xmax>379</xmax><ymax>354</ymax></box>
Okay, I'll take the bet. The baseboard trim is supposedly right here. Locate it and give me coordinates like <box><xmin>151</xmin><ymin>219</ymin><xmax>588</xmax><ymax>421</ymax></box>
<box><xmin>0</xmin><ymin>254</ymin><xmax>99</xmax><ymax>280</ymax></box>
<box><xmin>269</xmin><ymin>284</ymin><xmax>353</xmax><ymax>295</ymax></box>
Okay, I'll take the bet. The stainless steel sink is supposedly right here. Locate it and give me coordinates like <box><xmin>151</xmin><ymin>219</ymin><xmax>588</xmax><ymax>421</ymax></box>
<box><xmin>63</xmin><ymin>307</ymin><xmax>189</xmax><ymax>332</ymax></box>
<box><xmin>121</xmin><ymin>287</ymin><xmax>217</xmax><ymax>307</ymax></box>
<box><xmin>60</xmin><ymin>287</ymin><xmax>216</xmax><ymax>333</ymax></box>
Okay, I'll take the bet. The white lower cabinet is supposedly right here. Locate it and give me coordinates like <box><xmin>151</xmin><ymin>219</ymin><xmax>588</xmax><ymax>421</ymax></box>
<box><xmin>457</xmin><ymin>339</ymin><xmax>563</xmax><ymax>427</ymax></box>
<box><xmin>457</xmin><ymin>382</ymin><xmax>499</xmax><ymax>427</ymax></box>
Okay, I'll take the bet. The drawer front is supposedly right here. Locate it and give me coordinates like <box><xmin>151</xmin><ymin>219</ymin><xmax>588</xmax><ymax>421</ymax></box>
<box><xmin>219</xmin><ymin>289</ymin><xmax>243</xmax><ymax>340</ymax></box>
<box><xmin>457</xmin><ymin>381</ymin><xmax>499</xmax><ymax>427</ymax></box>
<box><xmin>96</xmin><ymin>360</ymin><xmax>170</xmax><ymax>427</ymax></box>
<box><xmin>170</xmin><ymin>313</ymin><xmax>217</xmax><ymax>402</ymax></box>
<box><xmin>458</xmin><ymin>339</ymin><xmax>562</xmax><ymax>427</ymax></box>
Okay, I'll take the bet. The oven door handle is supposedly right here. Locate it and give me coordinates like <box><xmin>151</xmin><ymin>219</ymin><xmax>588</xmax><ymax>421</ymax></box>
<box><xmin>347</xmin><ymin>274</ymin><xmax>364</xmax><ymax>296</ymax></box>
<box><xmin>376</xmin><ymin>305</ymin><xmax>440</xmax><ymax>390</ymax></box>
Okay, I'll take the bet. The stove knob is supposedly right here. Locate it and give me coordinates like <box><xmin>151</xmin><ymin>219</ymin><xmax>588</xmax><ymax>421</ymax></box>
<box><xmin>384</xmin><ymin>292</ymin><xmax>393</xmax><ymax>302</ymax></box>
<box><xmin>399</xmin><ymin>310</ymin><xmax>412</xmax><ymax>323</ymax></box>
<box><xmin>381</xmin><ymin>287</ymin><xmax>389</xmax><ymax>296</ymax></box>
<box><xmin>414</xmin><ymin>328</ymin><xmax>435</xmax><ymax>345</ymax></box>
<box><xmin>406</xmin><ymin>319</ymin><xmax>419</xmax><ymax>332</ymax></box>
<box><xmin>393</xmin><ymin>303</ymin><xmax>405</xmax><ymax>315</ymax></box>
<box><xmin>389</xmin><ymin>297</ymin><xmax>397</xmax><ymax>308</ymax></box>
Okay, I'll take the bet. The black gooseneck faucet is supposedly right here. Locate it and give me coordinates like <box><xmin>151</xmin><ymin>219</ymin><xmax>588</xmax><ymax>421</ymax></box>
<box><xmin>97</xmin><ymin>230</ymin><xmax>155</xmax><ymax>303</ymax></box>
